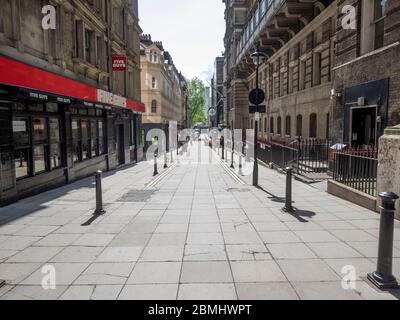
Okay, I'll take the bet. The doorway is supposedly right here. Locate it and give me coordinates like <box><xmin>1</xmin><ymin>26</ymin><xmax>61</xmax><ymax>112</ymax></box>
<box><xmin>350</xmin><ymin>106</ymin><xmax>377</xmax><ymax>147</ymax></box>
<box><xmin>117</xmin><ymin>124</ymin><xmax>125</xmax><ymax>165</ymax></box>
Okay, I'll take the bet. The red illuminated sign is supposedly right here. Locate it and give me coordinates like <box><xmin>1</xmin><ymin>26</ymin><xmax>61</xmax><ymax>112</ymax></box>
<box><xmin>112</xmin><ymin>55</ymin><xmax>127</xmax><ymax>71</ymax></box>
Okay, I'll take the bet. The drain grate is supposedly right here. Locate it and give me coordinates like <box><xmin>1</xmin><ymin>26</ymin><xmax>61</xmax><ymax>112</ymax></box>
<box><xmin>226</xmin><ymin>188</ymin><xmax>250</xmax><ymax>193</ymax></box>
<box><xmin>118</xmin><ymin>190</ymin><xmax>157</xmax><ymax>202</ymax></box>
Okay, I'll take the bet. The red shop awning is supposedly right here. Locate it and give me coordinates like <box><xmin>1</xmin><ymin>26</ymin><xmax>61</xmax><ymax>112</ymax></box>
<box><xmin>0</xmin><ymin>55</ymin><xmax>145</xmax><ymax>113</ymax></box>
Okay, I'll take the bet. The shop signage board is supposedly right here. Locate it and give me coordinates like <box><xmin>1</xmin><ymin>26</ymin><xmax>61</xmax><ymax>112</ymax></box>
<box><xmin>249</xmin><ymin>105</ymin><xmax>266</xmax><ymax>114</ymax></box>
<box><xmin>12</xmin><ymin>120</ymin><xmax>27</xmax><ymax>133</ymax></box>
<box><xmin>97</xmin><ymin>89</ymin><xmax>127</xmax><ymax>108</ymax></box>
<box><xmin>112</xmin><ymin>55</ymin><xmax>127</xmax><ymax>71</ymax></box>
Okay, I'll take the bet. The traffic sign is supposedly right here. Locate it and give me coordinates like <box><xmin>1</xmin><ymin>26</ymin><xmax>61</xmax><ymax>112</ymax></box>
<box><xmin>249</xmin><ymin>88</ymin><xmax>265</xmax><ymax>105</ymax></box>
<box><xmin>249</xmin><ymin>105</ymin><xmax>266</xmax><ymax>114</ymax></box>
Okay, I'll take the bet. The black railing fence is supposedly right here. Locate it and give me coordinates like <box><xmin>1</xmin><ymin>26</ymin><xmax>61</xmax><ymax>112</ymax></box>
<box><xmin>332</xmin><ymin>147</ymin><xmax>378</xmax><ymax>197</ymax></box>
<box><xmin>257</xmin><ymin>137</ymin><xmax>330</xmax><ymax>175</ymax></box>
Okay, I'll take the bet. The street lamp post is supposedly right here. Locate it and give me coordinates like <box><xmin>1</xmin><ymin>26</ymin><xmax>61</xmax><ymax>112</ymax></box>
<box><xmin>251</xmin><ymin>47</ymin><xmax>266</xmax><ymax>187</ymax></box>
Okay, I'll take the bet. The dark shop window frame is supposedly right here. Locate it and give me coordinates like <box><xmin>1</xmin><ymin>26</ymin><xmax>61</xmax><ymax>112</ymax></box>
<box><xmin>71</xmin><ymin>107</ymin><xmax>106</xmax><ymax>164</ymax></box>
<box><xmin>12</xmin><ymin>101</ymin><xmax>64</xmax><ymax>181</ymax></box>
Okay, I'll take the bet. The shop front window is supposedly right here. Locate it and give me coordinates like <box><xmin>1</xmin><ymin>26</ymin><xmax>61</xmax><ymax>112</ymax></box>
<box><xmin>98</xmin><ymin>120</ymin><xmax>105</xmax><ymax>155</ymax></box>
<box><xmin>33</xmin><ymin>118</ymin><xmax>47</xmax><ymax>144</ymax></box>
<box><xmin>81</xmin><ymin>119</ymin><xmax>90</xmax><ymax>160</ymax></box>
<box><xmin>12</xmin><ymin>102</ymin><xmax>64</xmax><ymax>180</ymax></box>
<box><xmin>14</xmin><ymin>149</ymin><xmax>30</xmax><ymax>179</ymax></box>
<box><xmin>28</xmin><ymin>103</ymin><xmax>44</xmax><ymax>112</ymax></box>
<box><xmin>49</xmin><ymin>118</ymin><xmax>62</xmax><ymax>169</ymax></box>
<box><xmin>91</xmin><ymin>119</ymin><xmax>99</xmax><ymax>157</ymax></box>
<box><xmin>71</xmin><ymin>108</ymin><xmax>106</xmax><ymax>162</ymax></box>
<box><xmin>33</xmin><ymin>145</ymin><xmax>47</xmax><ymax>174</ymax></box>
<box><xmin>72</xmin><ymin>119</ymin><xmax>81</xmax><ymax>163</ymax></box>
<box><xmin>46</xmin><ymin>103</ymin><xmax>59</xmax><ymax>113</ymax></box>
<box><xmin>32</xmin><ymin>118</ymin><xmax>48</xmax><ymax>174</ymax></box>
<box><xmin>0</xmin><ymin>149</ymin><xmax>14</xmax><ymax>190</ymax></box>
<box><xmin>12</xmin><ymin>118</ymin><xmax>30</xmax><ymax>147</ymax></box>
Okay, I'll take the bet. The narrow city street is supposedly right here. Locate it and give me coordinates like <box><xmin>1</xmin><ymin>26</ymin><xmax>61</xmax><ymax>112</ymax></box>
<box><xmin>0</xmin><ymin>142</ymin><xmax>399</xmax><ymax>300</ymax></box>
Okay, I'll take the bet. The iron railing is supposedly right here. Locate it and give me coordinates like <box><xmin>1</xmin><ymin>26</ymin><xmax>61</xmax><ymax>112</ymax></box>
<box><xmin>332</xmin><ymin>147</ymin><xmax>378</xmax><ymax>197</ymax></box>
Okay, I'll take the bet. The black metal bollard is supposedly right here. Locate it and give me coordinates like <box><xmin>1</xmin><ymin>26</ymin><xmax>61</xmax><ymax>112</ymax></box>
<box><xmin>368</xmin><ymin>192</ymin><xmax>399</xmax><ymax>289</ymax></box>
<box><xmin>239</xmin><ymin>154</ymin><xmax>243</xmax><ymax>176</ymax></box>
<box><xmin>153</xmin><ymin>153</ymin><xmax>159</xmax><ymax>176</ymax></box>
<box><xmin>164</xmin><ymin>152</ymin><xmax>168</xmax><ymax>169</ymax></box>
<box><xmin>95</xmin><ymin>170</ymin><xmax>105</xmax><ymax>215</ymax></box>
<box><xmin>283</xmin><ymin>167</ymin><xmax>293</xmax><ymax>213</ymax></box>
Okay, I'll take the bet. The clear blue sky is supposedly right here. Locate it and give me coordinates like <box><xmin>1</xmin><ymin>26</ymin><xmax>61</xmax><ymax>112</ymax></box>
<box><xmin>139</xmin><ymin>0</ymin><xmax>225</xmax><ymax>82</ymax></box>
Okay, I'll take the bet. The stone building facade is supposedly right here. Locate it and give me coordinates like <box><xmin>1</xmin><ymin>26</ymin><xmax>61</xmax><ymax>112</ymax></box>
<box><xmin>223</xmin><ymin>0</ymin><xmax>337</xmax><ymax>141</ymax></box>
<box><xmin>140</xmin><ymin>34</ymin><xmax>187</xmax><ymax>149</ymax></box>
<box><xmin>331</xmin><ymin>0</ymin><xmax>400</xmax><ymax>147</ymax></box>
<box><xmin>223</xmin><ymin>0</ymin><xmax>400</xmax><ymax>146</ymax></box>
<box><xmin>0</xmin><ymin>0</ymin><xmax>144</xmax><ymax>206</ymax></box>
<box><xmin>211</xmin><ymin>56</ymin><xmax>225</xmax><ymax>127</ymax></box>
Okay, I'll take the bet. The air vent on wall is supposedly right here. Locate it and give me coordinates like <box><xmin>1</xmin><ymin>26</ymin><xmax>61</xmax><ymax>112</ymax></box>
<box><xmin>358</xmin><ymin>97</ymin><xmax>366</xmax><ymax>106</ymax></box>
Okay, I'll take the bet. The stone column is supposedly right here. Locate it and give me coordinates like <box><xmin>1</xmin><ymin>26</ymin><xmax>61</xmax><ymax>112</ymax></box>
<box><xmin>377</xmin><ymin>125</ymin><xmax>400</xmax><ymax>220</ymax></box>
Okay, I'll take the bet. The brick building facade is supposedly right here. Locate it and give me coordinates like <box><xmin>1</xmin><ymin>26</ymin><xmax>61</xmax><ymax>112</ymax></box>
<box><xmin>223</xmin><ymin>0</ymin><xmax>400</xmax><ymax>146</ymax></box>
<box><xmin>223</xmin><ymin>0</ymin><xmax>336</xmax><ymax>142</ymax></box>
<box><xmin>331</xmin><ymin>0</ymin><xmax>400</xmax><ymax>146</ymax></box>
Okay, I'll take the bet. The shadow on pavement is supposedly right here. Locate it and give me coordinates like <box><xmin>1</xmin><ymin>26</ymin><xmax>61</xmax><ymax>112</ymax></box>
<box><xmin>81</xmin><ymin>214</ymin><xmax>102</xmax><ymax>227</ymax></box>
<box><xmin>255</xmin><ymin>186</ymin><xmax>317</xmax><ymax>223</ymax></box>
<box><xmin>256</xmin><ymin>185</ymin><xmax>286</xmax><ymax>203</ymax></box>
<box><xmin>0</xmin><ymin>163</ymin><xmax>138</xmax><ymax>226</ymax></box>
<box><xmin>286</xmin><ymin>208</ymin><xmax>316</xmax><ymax>223</ymax></box>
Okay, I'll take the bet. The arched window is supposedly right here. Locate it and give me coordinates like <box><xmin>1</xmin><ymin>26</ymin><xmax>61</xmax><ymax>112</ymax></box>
<box><xmin>151</xmin><ymin>100</ymin><xmax>157</xmax><ymax>113</ymax></box>
<box><xmin>151</xmin><ymin>76</ymin><xmax>156</xmax><ymax>89</ymax></box>
<box><xmin>309</xmin><ymin>113</ymin><xmax>317</xmax><ymax>138</ymax></box>
<box><xmin>277</xmin><ymin>116</ymin><xmax>282</xmax><ymax>135</ymax></box>
<box><xmin>285</xmin><ymin>116</ymin><xmax>291</xmax><ymax>136</ymax></box>
<box><xmin>296</xmin><ymin>115</ymin><xmax>303</xmax><ymax>137</ymax></box>
<box><xmin>270</xmin><ymin>117</ymin><xmax>274</xmax><ymax>134</ymax></box>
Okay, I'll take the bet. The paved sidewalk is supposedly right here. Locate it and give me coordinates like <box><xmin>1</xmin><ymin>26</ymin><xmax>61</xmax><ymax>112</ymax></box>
<box><xmin>0</xmin><ymin>142</ymin><xmax>399</xmax><ymax>300</ymax></box>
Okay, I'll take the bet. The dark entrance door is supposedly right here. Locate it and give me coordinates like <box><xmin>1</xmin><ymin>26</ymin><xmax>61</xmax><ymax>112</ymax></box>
<box><xmin>351</xmin><ymin>106</ymin><xmax>377</xmax><ymax>147</ymax></box>
<box><xmin>117</xmin><ymin>124</ymin><xmax>125</xmax><ymax>165</ymax></box>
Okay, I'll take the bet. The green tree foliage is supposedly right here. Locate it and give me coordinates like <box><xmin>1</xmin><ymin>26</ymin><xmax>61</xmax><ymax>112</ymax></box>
<box><xmin>187</xmin><ymin>78</ymin><xmax>206</xmax><ymax>127</ymax></box>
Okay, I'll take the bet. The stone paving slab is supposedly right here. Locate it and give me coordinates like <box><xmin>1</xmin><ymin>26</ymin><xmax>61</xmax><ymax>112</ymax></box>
<box><xmin>0</xmin><ymin>142</ymin><xmax>400</xmax><ymax>300</ymax></box>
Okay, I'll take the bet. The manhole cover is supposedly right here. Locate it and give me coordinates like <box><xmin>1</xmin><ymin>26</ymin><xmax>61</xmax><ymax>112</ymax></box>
<box><xmin>226</xmin><ymin>188</ymin><xmax>250</xmax><ymax>193</ymax></box>
<box><xmin>118</xmin><ymin>190</ymin><xmax>156</xmax><ymax>202</ymax></box>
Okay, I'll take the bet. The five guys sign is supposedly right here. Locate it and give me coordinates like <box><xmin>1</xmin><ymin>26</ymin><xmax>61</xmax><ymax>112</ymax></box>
<box><xmin>112</xmin><ymin>55</ymin><xmax>127</xmax><ymax>71</ymax></box>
